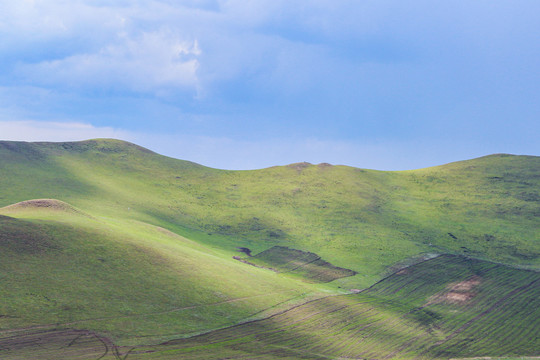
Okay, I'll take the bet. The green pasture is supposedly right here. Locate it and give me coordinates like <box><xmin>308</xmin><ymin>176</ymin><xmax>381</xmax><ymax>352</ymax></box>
<box><xmin>0</xmin><ymin>139</ymin><xmax>538</xmax><ymax>359</ymax></box>
<box><xmin>0</xmin><ymin>140</ymin><xmax>538</xmax><ymax>289</ymax></box>
<box><xmin>0</xmin><ymin>202</ymin><xmax>323</xmax><ymax>345</ymax></box>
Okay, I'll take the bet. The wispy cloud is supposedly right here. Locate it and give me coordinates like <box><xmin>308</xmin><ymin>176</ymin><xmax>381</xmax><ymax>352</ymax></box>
<box><xmin>0</xmin><ymin>120</ymin><xmax>133</xmax><ymax>142</ymax></box>
<box><xmin>0</xmin><ymin>0</ymin><xmax>420</xmax><ymax>97</ymax></box>
<box><xmin>18</xmin><ymin>30</ymin><xmax>201</xmax><ymax>94</ymax></box>
<box><xmin>2</xmin><ymin>1</ymin><xmax>203</xmax><ymax>95</ymax></box>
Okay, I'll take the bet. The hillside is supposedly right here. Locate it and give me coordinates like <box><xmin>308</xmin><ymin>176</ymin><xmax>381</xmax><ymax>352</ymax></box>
<box><xmin>3</xmin><ymin>255</ymin><xmax>538</xmax><ymax>359</ymax></box>
<box><xmin>0</xmin><ymin>140</ymin><xmax>538</xmax><ymax>285</ymax></box>
<box><xmin>0</xmin><ymin>199</ymin><xmax>320</xmax><ymax>345</ymax></box>
<box><xmin>0</xmin><ymin>139</ymin><xmax>538</xmax><ymax>356</ymax></box>
<box><xmin>125</xmin><ymin>255</ymin><xmax>540</xmax><ymax>359</ymax></box>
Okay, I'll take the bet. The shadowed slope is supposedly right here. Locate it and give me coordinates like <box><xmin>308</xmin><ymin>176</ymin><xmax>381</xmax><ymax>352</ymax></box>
<box><xmin>239</xmin><ymin>246</ymin><xmax>357</xmax><ymax>283</ymax></box>
<box><xmin>0</xmin><ymin>200</ymin><xmax>318</xmax><ymax>345</ymax></box>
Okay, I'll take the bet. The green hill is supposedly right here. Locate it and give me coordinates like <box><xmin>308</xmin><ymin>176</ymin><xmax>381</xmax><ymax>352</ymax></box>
<box><xmin>0</xmin><ymin>140</ymin><xmax>538</xmax><ymax>285</ymax></box>
<box><xmin>0</xmin><ymin>139</ymin><xmax>538</xmax><ymax>358</ymax></box>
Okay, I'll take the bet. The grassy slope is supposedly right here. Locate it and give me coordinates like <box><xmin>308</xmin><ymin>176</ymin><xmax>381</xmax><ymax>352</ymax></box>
<box><xmin>0</xmin><ymin>140</ymin><xmax>538</xmax><ymax>287</ymax></box>
<box><xmin>0</xmin><ymin>139</ymin><xmax>538</xmax><ymax>358</ymax></box>
<box><xmin>7</xmin><ymin>255</ymin><xmax>534</xmax><ymax>359</ymax></box>
<box><xmin>0</xmin><ymin>202</ymin><xmax>320</xmax><ymax>345</ymax></box>
<box><xmin>125</xmin><ymin>255</ymin><xmax>540</xmax><ymax>360</ymax></box>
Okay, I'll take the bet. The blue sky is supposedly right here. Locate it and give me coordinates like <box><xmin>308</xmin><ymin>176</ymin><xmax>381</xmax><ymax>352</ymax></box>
<box><xmin>0</xmin><ymin>0</ymin><xmax>539</xmax><ymax>170</ymax></box>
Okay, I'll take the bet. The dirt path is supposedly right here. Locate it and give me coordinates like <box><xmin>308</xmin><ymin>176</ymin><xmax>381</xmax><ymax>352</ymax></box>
<box><xmin>0</xmin><ymin>329</ymin><xmax>120</xmax><ymax>360</ymax></box>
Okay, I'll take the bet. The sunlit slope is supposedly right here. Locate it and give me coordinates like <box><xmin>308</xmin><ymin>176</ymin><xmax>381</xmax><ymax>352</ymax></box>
<box><xmin>126</xmin><ymin>255</ymin><xmax>540</xmax><ymax>360</ymax></box>
<box><xmin>0</xmin><ymin>139</ymin><xmax>538</xmax><ymax>288</ymax></box>
<box><xmin>0</xmin><ymin>200</ymin><xmax>317</xmax><ymax>345</ymax></box>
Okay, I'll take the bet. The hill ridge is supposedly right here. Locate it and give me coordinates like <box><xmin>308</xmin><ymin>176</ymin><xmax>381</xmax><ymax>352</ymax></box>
<box><xmin>1</xmin><ymin>138</ymin><xmax>537</xmax><ymax>171</ymax></box>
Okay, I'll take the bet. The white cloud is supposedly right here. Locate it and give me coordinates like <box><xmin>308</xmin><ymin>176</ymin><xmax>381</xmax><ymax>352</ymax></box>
<box><xmin>0</xmin><ymin>0</ymin><xmax>427</xmax><ymax>98</ymax></box>
<box><xmin>0</xmin><ymin>0</ymin><xmax>395</xmax><ymax>97</ymax></box>
<box><xmin>2</xmin><ymin>1</ymin><xmax>203</xmax><ymax>94</ymax></box>
<box><xmin>0</xmin><ymin>120</ymin><xmax>133</xmax><ymax>142</ymax></box>
<box><xmin>18</xmin><ymin>30</ymin><xmax>201</xmax><ymax>94</ymax></box>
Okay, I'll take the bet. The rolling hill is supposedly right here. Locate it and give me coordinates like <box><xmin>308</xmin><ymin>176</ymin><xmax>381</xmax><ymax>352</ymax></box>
<box><xmin>0</xmin><ymin>139</ymin><xmax>538</xmax><ymax>359</ymax></box>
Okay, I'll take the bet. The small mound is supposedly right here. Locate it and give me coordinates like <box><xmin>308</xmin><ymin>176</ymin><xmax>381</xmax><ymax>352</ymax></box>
<box><xmin>0</xmin><ymin>199</ymin><xmax>89</xmax><ymax>217</ymax></box>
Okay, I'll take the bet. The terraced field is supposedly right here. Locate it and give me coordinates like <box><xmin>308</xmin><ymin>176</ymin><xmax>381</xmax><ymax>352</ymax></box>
<box><xmin>122</xmin><ymin>255</ymin><xmax>539</xmax><ymax>359</ymax></box>
<box><xmin>3</xmin><ymin>255</ymin><xmax>536</xmax><ymax>359</ymax></box>
<box><xmin>238</xmin><ymin>246</ymin><xmax>357</xmax><ymax>283</ymax></box>
<box><xmin>0</xmin><ymin>329</ymin><xmax>119</xmax><ymax>360</ymax></box>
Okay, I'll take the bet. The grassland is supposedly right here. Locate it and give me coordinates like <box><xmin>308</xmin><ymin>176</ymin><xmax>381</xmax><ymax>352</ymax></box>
<box><xmin>2</xmin><ymin>255</ymin><xmax>537</xmax><ymax>359</ymax></box>
<box><xmin>0</xmin><ymin>139</ymin><xmax>538</xmax><ymax>358</ymax></box>
<box><xmin>121</xmin><ymin>255</ymin><xmax>540</xmax><ymax>359</ymax></box>
<box><xmin>0</xmin><ymin>200</ymin><xmax>322</xmax><ymax>346</ymax></box>
<box><xmin>0</xmin><ymin>140</ymin><xmax>538</xmax><ymax>287</ymax></box>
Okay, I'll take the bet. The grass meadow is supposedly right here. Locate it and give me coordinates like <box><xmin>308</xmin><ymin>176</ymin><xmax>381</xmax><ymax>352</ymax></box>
<box><xmin>0</xmin><ymin>139</ymin><xmax>538</xmax><ymax>359</ymax></box>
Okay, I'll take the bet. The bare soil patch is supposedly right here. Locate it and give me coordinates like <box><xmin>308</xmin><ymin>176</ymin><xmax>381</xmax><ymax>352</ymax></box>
<box><xmin>3</xmin><ymin>199</ymin><xmax>73</xmax><ymax>210</ymax></box>
<box><xmin>427</xmin><ymin>275</ymin><xmax>482</xmax><ymax>305</ymax></box>
<box><xmin>449</xmin><ymin>276</ymin><xmax>482</xmax><ymax>292</ymax></box>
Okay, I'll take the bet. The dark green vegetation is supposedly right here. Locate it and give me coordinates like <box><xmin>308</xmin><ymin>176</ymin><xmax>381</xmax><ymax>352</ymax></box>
<box><xmin>0</xmin><ymin>139</ymin><xmax>538</xmax><ymax>359</ymax></box>
<box><xmin>239</xmin><ymin>246</ymin><xmax>357</xmax><ymax>283</ymax></box>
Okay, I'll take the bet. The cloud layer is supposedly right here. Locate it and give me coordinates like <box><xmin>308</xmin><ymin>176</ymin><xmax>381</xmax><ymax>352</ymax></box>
<box><xmin>0</xmin><ymin>1</ymin><xmax>538</xmax><ymax>169</ymax></box>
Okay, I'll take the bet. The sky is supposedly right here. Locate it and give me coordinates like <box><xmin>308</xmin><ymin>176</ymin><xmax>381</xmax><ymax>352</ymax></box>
<box><xmin>0</xmin><ymin>0</ymin><xmax>539</xmax><ymax>170</ymax></box>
